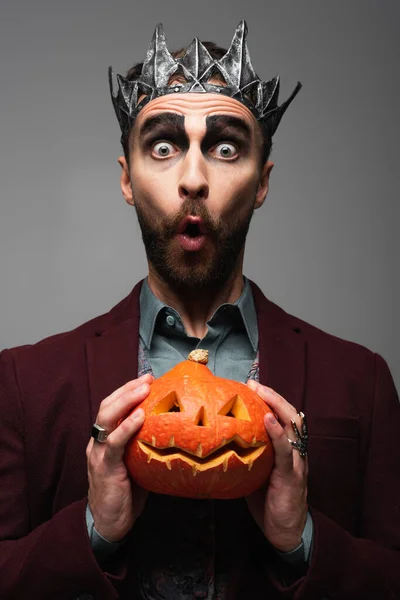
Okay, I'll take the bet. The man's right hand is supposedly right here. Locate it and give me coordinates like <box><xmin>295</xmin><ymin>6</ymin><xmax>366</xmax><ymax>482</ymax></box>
<box><xmin>86</xmin><ymin>373</ymin><xmax>153</xmax><ymax>542</ymax></box>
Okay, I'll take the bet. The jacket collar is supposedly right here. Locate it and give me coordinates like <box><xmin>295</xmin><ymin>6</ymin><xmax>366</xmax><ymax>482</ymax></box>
<box><xmin>86</xmin><ymin>279</ymin><xmax>306</xmax><ymax>422</ymax></box>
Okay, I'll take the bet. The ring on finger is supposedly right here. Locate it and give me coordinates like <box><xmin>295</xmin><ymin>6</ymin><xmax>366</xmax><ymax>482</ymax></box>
<box><xmin>287</xmin><ymin>411</ymin><xmax>308</xmax><ymax>458</ymax></box>
<box><xmin>91</xmin><ymin>423</ymin><xmax>109</xmax><ymax>443</ymax></box>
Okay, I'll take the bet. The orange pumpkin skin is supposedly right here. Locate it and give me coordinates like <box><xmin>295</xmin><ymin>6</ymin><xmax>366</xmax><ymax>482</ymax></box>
<box><xmin>124</xmin><ymin>353</ymin><xmax>275</xmax><ymax>499</ymax></box>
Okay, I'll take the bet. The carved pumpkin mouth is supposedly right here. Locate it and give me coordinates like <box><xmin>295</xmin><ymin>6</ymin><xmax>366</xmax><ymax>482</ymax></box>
<box><xmin>137</xmin><ymin>437</ymin><xmax>266</xmax><ymax>474</ymax></box>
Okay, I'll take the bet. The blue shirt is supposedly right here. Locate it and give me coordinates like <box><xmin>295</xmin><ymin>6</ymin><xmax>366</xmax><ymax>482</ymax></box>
<box><xmin>139</xmin><ymin>275</ymin><xmax>258</xmax><ymax>380</ymax></box>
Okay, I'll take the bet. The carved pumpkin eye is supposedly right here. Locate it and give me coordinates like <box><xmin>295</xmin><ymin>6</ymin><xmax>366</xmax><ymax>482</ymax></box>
<box><xmin>218</xmin><ymin>395</ymin><xmax>251</xmax><ymax>421</ymax></box>
<box><xmin>152</xmin><ymin>391</ymin><xmax>182</xmax><ymax>415</ymax></box>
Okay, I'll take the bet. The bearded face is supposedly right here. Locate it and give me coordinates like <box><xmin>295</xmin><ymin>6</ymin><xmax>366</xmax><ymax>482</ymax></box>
<box><xmin>134</xmin><ymin>196</ymin><xmax>254</xmax><ymax>291</ymax></box>
<box><xmin>122</xmin><ymin>92</ymin><xmax>272</xmax><ymax>292</ymax></box>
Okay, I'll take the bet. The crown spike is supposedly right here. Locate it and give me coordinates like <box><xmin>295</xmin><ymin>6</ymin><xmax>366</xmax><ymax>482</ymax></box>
<box><xmin>259</xmin><ymin>76</ymin><xmax>280</xmax><ymax>113</ymax></box>
<box><xmin>109</xmin><ymin>67</ymin><xmax>133</xmax><ymax>138</ymax></box>
<box><xmin>108</xmin><ymin>66</ymin><xmax>116</xmax><ymax>101</ymax></box>
<box><xmin>116</xmin><ymin>74</ymin><xmax>139</xmax><ymax>110</ymax></box>
<box><xmin>108</xmin><ymin>66</ymin><xmax>120</xmax><ymax>121</ymax></box>
<box><xmin>140</xmin><ymin>23</ymin><xmax>177</xmax><ymax>89</ymax></box>
<box><xmin>218</xmin><ymin>20</ymin><xmax>257</xmax><ymax>91</ymax></box>
<box><xmin>179</xmin><ymin>38</ymin><xmax>214</xmax><ymax>82</ymax></box>
<box><xmin>262</xmin><ymin>81</ymin><xmax>302</xmax><ymax>136</ymax></box>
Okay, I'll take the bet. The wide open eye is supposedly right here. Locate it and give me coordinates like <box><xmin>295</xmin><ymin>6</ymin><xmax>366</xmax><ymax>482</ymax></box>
<box><xmin>152</xmin><ymin>141</ymin><xmax>176</xmax><ymax>158</ymax></box>
<box><xmin>212</xmin><ymin>143</ymin><xmax>238</xmax><ymax>160</ymax></box>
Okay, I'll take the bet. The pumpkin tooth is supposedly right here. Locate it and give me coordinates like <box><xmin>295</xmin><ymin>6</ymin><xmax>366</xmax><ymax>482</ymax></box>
<box><xmin>168</xmin><ymin>435</ymin><xmax>175</xmax><ymax>447</ymax></box>
<box><xmin>196</xmin><ymin>443</ymin><xmax>202</xmax><ymax>457</ymax></box>
<box><xmin>192</xmin><ymin>464</ymin><xmax>198</xmax><ymax>477</ymax></box>
<box><xmin>152</xmin><ymin>435</ymin><xmax>157</xmax><ymax>447</ymax></box>
<box><xmin>223</xmin><ymin>456</ymin><xmax>229</xmax><ymax>472</ymax></box>
<box><xmin>147</xmin><ymin>452</ymin><xmax>153</xmax><ymax>464</ymax></box>
<box><xmin>248</xmin><ymin>459</ymin><xmax>254</xmax><ymax>471</ymax></box>
<box><xmin>166</xmin><ymin>459</ymin><xmax>172</xmax><ymax>470</ymax></box>
<box><xmin>252</xmin><ymin>436</ymin><xmax>257</xmax><ymax>445</ymax></box>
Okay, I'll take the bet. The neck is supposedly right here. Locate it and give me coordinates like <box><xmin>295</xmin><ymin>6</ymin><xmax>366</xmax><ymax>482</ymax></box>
<box><xmin>147</xmin><ymin>259</ymin><xmax>245</xmax><ymax>339</ymax></box>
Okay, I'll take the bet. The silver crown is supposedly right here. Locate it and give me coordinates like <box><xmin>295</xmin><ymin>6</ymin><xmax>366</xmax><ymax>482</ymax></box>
<box><xmin>109</xmin><ymin>20</ymin><xmax>301</xmax><ymax>144</ymax></box>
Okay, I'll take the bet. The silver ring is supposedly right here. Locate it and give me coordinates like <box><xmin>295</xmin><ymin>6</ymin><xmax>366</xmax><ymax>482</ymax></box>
<box><xmin>288</xmin><ymin>411</ymin><xmax>308</xmax><ymax>458</ymax></box>
<box><xmin>91</xmin><ymin>423</ymin><xmax>109</xmax><ymax>443</ymax></box>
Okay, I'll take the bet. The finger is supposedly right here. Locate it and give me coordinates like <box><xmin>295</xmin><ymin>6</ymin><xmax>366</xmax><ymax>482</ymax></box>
<box><xmin>86</xmin><ymin>437</ymin><xmax>94</xmax><ymax>459</ymax></box>
<box><xmin>264</xmin><ymin>412</ymin><xmax>294</xmax><ymax>476</ymax></box>
<box><xmin>97</xmin><ymin>382</ymin><xmax>151</xmax><ymax>431</ymax></box>
<box><xmin>102</xmin><ymin>408</ymin><xmax>146</xmax><ymax>467</ymax></box>
<box><xmin>291</xmin><ymin>442</ymin><xmax>309</xmax><ymax>476</ymax></box>
<box><xmin>247</xmin><ymin>380</ymin><xmax>298</xmax><ymax>428</ymax></box>
<box><xmin>101</xmin><ymin>374</ymin><xmax>154</xmax><ymax>410</ymax></box>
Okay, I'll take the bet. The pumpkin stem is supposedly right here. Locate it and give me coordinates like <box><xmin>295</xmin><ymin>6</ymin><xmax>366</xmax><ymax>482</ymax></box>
<box><xmin>188</xmin><ymin>349</ymin><xmax>209</xmax><ymax>364</ymax></box>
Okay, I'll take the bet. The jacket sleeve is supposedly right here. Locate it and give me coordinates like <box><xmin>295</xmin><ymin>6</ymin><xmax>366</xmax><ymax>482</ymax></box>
<box><xmin>266</xmin><ymin>353</ymin><xmax>400</xmax><ymax>600</ymax></box>
<box><xmin>0</xmin><ymin>348</ymin><xmax>130</xmax><ymax>600</ymax></box>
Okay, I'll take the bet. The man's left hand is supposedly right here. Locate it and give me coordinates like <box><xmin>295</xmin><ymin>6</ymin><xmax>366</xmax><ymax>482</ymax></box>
<box><xmin>245</xmin><ymin>380</ymin><xmax>308</xmax><ymax>553</ymax></box>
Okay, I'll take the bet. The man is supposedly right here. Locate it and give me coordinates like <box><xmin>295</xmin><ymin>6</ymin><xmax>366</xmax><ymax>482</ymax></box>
<box><xmin>0</xmin><ymin>20</ymin><xmax>399</xmax><ymax>600</ymax></box>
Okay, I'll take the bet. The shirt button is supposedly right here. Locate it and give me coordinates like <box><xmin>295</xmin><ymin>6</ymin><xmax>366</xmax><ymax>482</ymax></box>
<box><xmin>166</xmin><ymin>315</ymin><xmax>175</xmax><ymax>327</ymax></box>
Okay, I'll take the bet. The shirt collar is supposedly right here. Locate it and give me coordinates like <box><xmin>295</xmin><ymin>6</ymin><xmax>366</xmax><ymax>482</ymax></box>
<box><xmin>139</xmin><ymin>276</ymin><xmax>258</xmax><ymax>351</ymax></box>
<box><xmin>234</xmin><ymin>276</ymin><xmax>258</xmax><ymax>351</ymax></box>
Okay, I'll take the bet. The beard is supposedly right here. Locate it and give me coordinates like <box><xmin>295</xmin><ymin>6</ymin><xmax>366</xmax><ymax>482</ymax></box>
<box><xmin>134</xmin><ymin>197</ymin><xmax>254</xmax><ymax>294</ymax></box>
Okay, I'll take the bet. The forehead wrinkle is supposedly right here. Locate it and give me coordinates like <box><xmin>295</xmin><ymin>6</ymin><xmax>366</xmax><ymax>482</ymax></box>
<box><xmin>136</xmin><ymin>93</ymin><xmax>256</xmax><ymax>127</ymax></box>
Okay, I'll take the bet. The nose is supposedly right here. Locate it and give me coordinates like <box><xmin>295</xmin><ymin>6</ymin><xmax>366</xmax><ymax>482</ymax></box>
<box><xmin>178</xmin><ymin>147</ymin><xmax>209</xmax><ymax>201</ymax></box>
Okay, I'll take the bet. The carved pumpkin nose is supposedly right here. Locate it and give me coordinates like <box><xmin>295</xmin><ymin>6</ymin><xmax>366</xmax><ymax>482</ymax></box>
<box><xmin>124</xmin><ymin>349</ymin><xmax>275</xmax><ymax>499</ymax></box>
<box><xmin>194</xmin><ymin>406</ymin><xmax>208</xmax><ymax>427</ymax></box>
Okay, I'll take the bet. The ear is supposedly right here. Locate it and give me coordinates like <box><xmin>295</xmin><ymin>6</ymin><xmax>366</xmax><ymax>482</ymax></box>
<box><xmin>254</xmin><ymin>160</ymin><xmax>274</xmax><ymax>209</ymax></box>
<box><xmin>118</xmin><ymin>156</ymin><xmax>135</xmax><ymax>206</ymax></box>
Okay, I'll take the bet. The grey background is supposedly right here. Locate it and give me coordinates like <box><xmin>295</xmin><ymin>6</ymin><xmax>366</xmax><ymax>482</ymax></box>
<box><xmin>0</xmin><ymin>0</ymin><xmax>398</xmax><ymax>390</ymax></box>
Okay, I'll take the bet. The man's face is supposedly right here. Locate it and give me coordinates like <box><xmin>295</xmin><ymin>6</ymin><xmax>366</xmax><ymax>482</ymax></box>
<box><xmin>120</xmin><ymin>92</ymin><xmax>272</xmax><ymax>292</ymax></box>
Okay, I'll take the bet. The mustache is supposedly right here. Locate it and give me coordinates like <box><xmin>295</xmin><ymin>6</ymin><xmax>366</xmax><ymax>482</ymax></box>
<box><xmin>159</xmin><ymin>199</ymin><xmax>220</xmax><ymax>238</ymax></box>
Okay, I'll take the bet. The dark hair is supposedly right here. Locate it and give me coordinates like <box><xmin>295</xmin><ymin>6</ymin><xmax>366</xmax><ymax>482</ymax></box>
<box><xmin>123</xmin><ymin>41</ymin><xmax>272</xmax><ymax>165</ymax></box>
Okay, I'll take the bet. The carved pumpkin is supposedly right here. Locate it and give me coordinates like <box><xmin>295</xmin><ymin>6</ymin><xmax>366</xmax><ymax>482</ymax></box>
<box><xmin>125</xmin><ymin>350</ymin><xmax>275</xmax><ymax>499</ymax></box>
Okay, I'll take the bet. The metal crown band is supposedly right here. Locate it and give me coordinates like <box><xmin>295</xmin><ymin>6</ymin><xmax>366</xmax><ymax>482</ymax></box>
<box><xmin>108</xmin><ymin>20</ymin><xmax>302</xmax><ymax>145</ymax></box>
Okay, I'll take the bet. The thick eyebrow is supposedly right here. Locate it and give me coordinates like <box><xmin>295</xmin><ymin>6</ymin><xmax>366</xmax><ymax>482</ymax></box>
<box><xmin>204</xmin><ymin>115</ymin><xmax>252</xmax><ymax>145</ymax></box>
<box><xmin>139</xmin><ymin>112</ymin><xmax>187</xmax><ymax>144</ymax></box>
<box><xmin>138</xmin><ymin>112</ymin><xmax>252</xmax><ymax>154</ymax></box>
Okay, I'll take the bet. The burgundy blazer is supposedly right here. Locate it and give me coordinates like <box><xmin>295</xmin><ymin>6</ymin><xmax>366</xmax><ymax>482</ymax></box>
<box><xmin>0</xmin><ymin>279</ymin><xmax>399</xmax><ymax>600</ymax></box>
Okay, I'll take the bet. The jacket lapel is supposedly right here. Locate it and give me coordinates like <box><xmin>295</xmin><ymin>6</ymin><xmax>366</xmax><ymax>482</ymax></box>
<box><xmin>86</xmin><ymin>283</ymin><xmax>142</xmax><ymax>423</ymax></box>
<box><xmin>251</xmin><ymin>281</ymin><xmax>307</xmax><ymax>414</ymax></box>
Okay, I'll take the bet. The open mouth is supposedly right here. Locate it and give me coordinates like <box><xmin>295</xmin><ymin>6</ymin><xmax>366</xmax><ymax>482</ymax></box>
<box><xmin>137</xmin><ymin>439</ymin><xmax>266</xmax><ymax>474</ymax></box>
<box><xmin>185</xmin><ymin>222</ymin><xmax>202</xmax><ymax>237</ymax></box>
<box><xmin>177</xmin><ymin>216</ymin><xmax>207</xmax><ymax>236</ymax></box>
<box><xmin>176</xmin><ymin>218</ymin><xmax>208</xmax><ymax>252</ymax></box>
